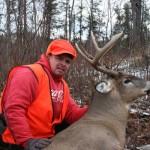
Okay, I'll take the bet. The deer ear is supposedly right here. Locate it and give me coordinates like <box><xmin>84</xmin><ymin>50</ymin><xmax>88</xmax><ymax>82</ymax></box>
<box><xmin>95</xmin><ymin>81</ymin><xmax>112</xmax><ymax>93</ymax></box>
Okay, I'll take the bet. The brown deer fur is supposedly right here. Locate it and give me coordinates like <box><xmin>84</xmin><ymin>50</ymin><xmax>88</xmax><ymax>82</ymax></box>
<box><xmin>43</xmin><ymin>32</ymin><xmax>150</xmax><ymax>150</ymax></box>
<box><xmin>43</xmin><ymin>74</ymin><xmax>150</xmax><ymax>150</ymax></box>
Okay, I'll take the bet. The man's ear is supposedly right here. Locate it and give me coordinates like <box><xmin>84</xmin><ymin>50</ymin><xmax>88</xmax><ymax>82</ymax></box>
<box><xmin>95</xmin><ymin>81</ymin><xmax>112</xmax><ymax>93</ymax></box>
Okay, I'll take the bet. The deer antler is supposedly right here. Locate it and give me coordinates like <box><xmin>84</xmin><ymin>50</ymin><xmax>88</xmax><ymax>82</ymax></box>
<box><xmin>75</xmin><ymin>32</ymin><xmax>123</xmax><ymax>77</ymax></box>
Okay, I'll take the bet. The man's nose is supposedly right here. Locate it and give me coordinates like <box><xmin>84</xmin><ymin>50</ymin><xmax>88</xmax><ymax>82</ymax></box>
<box><xmin>61</xmin><ymin>60</ymin><xmax>67</xmax><ymax>66</ymax></box>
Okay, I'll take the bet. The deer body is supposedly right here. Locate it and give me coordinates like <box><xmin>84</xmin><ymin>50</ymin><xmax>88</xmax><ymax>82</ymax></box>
<box><xmin>43</xmin><ymin>32</ymin><xmax>150</xmax><ymax>150</ymax></box>
<box><xmin>43</xmin><ymin>75</ymin><xmax>150</xmax><ymax>150</ymax></box>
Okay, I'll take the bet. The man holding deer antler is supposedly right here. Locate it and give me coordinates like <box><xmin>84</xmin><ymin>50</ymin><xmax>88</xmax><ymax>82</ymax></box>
<box><xmin>0</xmin><ymin>39</ymin><xmax>88</xmax><ymax>150</ymax></box>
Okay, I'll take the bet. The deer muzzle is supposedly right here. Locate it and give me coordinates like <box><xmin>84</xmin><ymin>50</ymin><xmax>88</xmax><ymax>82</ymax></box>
<box><xmin>144</xmin><ymin>81</ymin><xmax>150</xmax><ymax>95</ymax></box>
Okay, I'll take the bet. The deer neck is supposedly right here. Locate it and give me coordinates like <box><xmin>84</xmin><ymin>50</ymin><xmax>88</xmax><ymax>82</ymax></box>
<box><xmin>83</xmin><ymin>91</ymin><xmax>129</xmax><ymax>146</ymax></box>
<box><xmin>86</xmin><ymin>91</ymin><xmax>129</xmax><ymax>131</ymax></box>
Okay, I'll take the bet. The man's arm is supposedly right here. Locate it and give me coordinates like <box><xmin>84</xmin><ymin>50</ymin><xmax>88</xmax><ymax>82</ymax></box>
<box><xmin>64</xmin><ymin>96</ymin><xmax>88</xmax><ymax>124</ymax></box>
<box><xmin>3</xmin><ymin>68</ymin><xmax>38</xmax><ymax>147</ymax></box>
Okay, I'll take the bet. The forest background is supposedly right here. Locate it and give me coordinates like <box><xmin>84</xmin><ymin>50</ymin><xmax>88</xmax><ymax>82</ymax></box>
<box><xmin>0</xmin><ymin>0</ymin><xmax>150</xmax><ymax>149</ymax></box>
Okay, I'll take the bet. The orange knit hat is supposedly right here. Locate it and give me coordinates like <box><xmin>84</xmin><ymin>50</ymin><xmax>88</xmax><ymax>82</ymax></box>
<box><xmin>46</xmin><ymin>39</ymin><xmax>76</xmax><ymax>59</ymax></box>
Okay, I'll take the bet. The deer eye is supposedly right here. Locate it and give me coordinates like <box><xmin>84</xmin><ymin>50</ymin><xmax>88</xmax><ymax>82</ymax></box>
<box><xmin>124</xmin><ymin>79</ymin><xmax>132</xmax><ymax>84</ymax></box>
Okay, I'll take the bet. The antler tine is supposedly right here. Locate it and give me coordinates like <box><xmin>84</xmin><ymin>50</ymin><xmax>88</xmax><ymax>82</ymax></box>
<box><xmin>75</xmin><ymin>32</ymin><xmax>123</xmax><ymax>77</ymax></box>
<box><xmin>91</xmin><ymin>31</ymin><xmax>123</xmax><ymax>65</ymax></box>
<box><xmin>79</xmin><ymin>45</ymin><xmax>94</xmax><ymax>60</ymax></box>
<box><xmin>75</xmin><ymin>43</ymin><xmax>93</xmax><ymax>64</ymax></box>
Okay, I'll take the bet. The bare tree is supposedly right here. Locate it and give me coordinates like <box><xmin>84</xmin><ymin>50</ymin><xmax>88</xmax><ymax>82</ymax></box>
<box><xmin>76</xmin><ymin>0</ymin><xmax>85</xmax><ymax>41</ymax></box>
<box><xmin>130</xmin><ymin>0</ymin><xmax>142</xmax><ymax>49</ymax></box>
<box><xmin>5</xmin><ymin>0</ymin><xmax>11</xmax><ymax>59</ymax></box>
<box><xmin>68</xmin><ymin>0</ymin><xmax>75</xmax><ymax>41</ymax></box>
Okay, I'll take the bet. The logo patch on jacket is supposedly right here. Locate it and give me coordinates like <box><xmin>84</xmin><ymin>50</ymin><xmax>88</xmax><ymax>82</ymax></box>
<box><xmin>51</xmin><ymin>90</ymin><xmax>64</xmax><ymax>103</ymax></box>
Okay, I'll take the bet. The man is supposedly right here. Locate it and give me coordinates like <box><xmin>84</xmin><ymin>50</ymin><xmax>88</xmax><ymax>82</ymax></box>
<box><xmin>1</xmin><ymin>39</ymin><xmax>88</xmax><ymax>150</ymax></box>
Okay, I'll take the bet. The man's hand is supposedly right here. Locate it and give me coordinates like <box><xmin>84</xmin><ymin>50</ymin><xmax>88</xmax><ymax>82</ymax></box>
<box><xmin>25</xmin><ymin>138</ymin><xmax>52</xmax><ymax>150</ymax></box>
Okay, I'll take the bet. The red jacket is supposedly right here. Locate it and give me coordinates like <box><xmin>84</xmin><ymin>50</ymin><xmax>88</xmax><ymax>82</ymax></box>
<box><xmin>1</xmin><ymin>54</ymin><xmax>88</xmax><ymax>147</ymax></box>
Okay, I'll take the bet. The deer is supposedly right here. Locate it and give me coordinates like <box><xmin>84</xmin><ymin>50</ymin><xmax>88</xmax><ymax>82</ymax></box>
<box><xmin>43</xmin><ymin>32</ymin><xmax>150</xmax><ymax>150</ymax></box>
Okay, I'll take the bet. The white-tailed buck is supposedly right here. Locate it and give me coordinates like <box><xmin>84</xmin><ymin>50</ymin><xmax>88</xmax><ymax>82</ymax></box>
<box><xmin>43</xmin><ymin>32</ymin><xmax>150</xmax><ymax>150</ymax></box>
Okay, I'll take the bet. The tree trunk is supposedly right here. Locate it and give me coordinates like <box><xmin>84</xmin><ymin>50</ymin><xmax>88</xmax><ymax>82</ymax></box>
<box><xmin>130</xmin><ymin>0</ymin><xmax>142</xmax><ymax>49</ymax></box>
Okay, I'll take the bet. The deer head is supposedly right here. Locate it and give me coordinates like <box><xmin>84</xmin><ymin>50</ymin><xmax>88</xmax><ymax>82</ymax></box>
<box><xmin>75</xmin><ymin>32</ymin><xmax>150</xmax><ymax>104</ymax></box>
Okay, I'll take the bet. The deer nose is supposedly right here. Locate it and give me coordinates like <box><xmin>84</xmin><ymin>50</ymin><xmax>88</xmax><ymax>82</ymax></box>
<box><xmin>144</xmin><ymin>81</ymin><xmax>150</xmax><ymax>95</ymax></box>
<box><xmin>147</xmin><ymin>90</ymin><xmax>150</xmax><ymax>95</ymax></box>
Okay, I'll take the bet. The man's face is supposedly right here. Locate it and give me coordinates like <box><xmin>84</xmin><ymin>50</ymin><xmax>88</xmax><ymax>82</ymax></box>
<box><xmin>49</xmin><ymin>54</ymin><xmax>73</xmax><ymax>78</ymax></box>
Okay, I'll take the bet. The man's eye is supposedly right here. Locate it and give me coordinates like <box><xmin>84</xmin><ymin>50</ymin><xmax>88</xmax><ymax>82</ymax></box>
<box><xmin>65</xmin><ymin>59</ymin><xmax>71</xmax><ymax>64</ymax></box>
<box><xmin>57</xmin><ymin>56</ymin><xmax>63</xmax><ymax>61</ymax></box>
